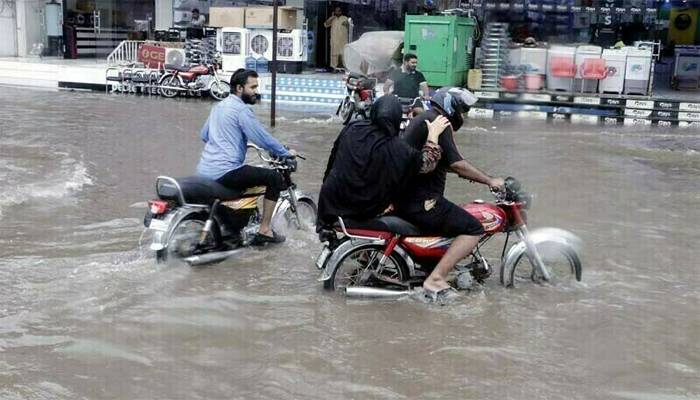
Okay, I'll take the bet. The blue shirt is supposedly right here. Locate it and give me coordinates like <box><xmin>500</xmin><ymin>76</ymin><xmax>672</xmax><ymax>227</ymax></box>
<box><xmin>196</xmin><ymin>95</ymin><xmax>290</xmax><ymax>179</ymax></box>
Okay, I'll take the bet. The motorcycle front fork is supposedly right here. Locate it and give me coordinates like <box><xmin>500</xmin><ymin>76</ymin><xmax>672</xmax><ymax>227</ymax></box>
<box><xmin>516</xmin><ymin>225</ymin><xmax>552</xmax><ymax>281</ymax></box>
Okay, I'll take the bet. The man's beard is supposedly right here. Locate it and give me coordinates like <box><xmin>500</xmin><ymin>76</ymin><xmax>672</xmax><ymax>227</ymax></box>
<box><xmin>242</xmin><ymin>92</ymin><xmax>258</xmax><ymax>105</ymax></box>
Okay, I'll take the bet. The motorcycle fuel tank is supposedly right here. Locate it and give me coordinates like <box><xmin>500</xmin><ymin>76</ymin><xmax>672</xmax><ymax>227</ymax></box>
<box><xmin>460</xmin><ymin>202</ymin><xmax>507</xmax><ymax>233</ymax></box>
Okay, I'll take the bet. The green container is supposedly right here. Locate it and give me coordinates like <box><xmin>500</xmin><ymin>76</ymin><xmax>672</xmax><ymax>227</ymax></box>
<box><xmin>404</xmin><ymin>15</ymin><xmax>477</xmax><ymax>87</ymax></box>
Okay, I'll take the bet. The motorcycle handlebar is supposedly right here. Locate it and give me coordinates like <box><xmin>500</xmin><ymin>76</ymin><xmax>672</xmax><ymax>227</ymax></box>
<box><xmin>246</xmin><ymin>143</ymin><xmax>305</xmax><ymax>165</ymax></box>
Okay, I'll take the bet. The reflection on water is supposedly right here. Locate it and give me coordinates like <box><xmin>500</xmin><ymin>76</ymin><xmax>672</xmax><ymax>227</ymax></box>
<box><xmin>0</xmin><ymin>87</ymin><xmax>698</xmax><ymax>399</ymax></box>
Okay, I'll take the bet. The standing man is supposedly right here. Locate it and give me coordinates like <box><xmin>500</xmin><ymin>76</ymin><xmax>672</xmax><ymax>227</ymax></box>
<box><xmin>384</xmin><ymin>53</ymin><xmax>431</xmax><ymax>116</ymax></box>
<box><xmin>190</xmin><ymin>8</ymin><xmax>206</xmax><ymax>27</ymax></box>
<box><xmin>324</xmin><ymin>6</ymin><xmax>349</xmax><ymax>71</ymax></box>
<box><xmin>197</xmin><ymin>69</ymin><xmax>297</xmax><ymax>245</ymax></box>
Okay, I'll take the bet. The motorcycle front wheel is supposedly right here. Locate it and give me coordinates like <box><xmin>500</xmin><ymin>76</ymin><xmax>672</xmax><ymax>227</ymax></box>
<box><xmin>158</xmin><ymin>74</ymin><xmax>180</xmax><ymax>98</ymax></box>
<box><xmin>156</xmin><ymin>215</ymin><xmax>221</xmax><ymax>263</ymax></box>
<box><xmin>502</xmin><ymin>243</ymin><xmax>582</xmax><ymax>288</ymax></box>
<box><xmin>209</xmin><ymin>80</ymin><xmax>230</xmax><ymax>101</ymax></box>
<box><xmin>326</xmin><ymin>244</ymin><xmax>409</xmax><ymax>291</ymax></box>
<box><xmin>271</xmin><ymin>198</ymin><xmax>317</xmax><ymax>237</ymax></box>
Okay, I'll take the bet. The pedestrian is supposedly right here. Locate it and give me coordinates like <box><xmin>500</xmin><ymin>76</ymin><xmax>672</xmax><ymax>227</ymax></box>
<box><xmin>324</xmin><ymin>6</ymin><xmax>349</xmax><ymax>72</ymax></box>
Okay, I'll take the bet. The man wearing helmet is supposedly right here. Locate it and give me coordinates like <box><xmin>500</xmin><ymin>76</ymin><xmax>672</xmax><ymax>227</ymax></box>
<box><xmin>395</xmin><ymin>87</ymin><xmax>505</xmax><ymax>299</ymax></box>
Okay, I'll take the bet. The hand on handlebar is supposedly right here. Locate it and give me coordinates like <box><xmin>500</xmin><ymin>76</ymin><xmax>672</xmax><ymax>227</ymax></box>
<box><xmin>487</xmin><ymin>177</ymin><xmax>505</xmax><ymax>192</ymax></box>
<box><xmin>285</xmin><ymin>148</ymin><xmax>306</xmax><ymax>160</ymax></box>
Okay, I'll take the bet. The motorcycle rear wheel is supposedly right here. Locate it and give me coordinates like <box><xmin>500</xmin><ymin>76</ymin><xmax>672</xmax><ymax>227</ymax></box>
<box><xmin>339</xmin><ymin>97</ymin><xmax>354</xmax><ymax>125</ymax></box>
<box><xmin>504</xmin><ymin>244</ymin><xmax>582</xmax><ymax>288</ymax></box>
<box><xmin>158</xmin><ymin>74</ymin><xmax>180</xmax><ymax>98</ymax></box>
<box><xmin>156</xmin><ymin>215</ymin><xmax>221</xmax><ymax>263</ymax></box>
<box><xmin>209</xmin><ymin>80</ymin><xmax>230</xmax><ymax>101</ymax></box>
<box><xmin>326</xmin><ymin>244</ymin><xmax>409</xmax><ymax>291</ymax></box>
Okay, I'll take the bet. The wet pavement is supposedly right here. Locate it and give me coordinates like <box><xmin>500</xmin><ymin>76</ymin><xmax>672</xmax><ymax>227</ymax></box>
<box><xmin>0</xmin><ymin>87</ymin><xmax>699</xmax><ymax>399</ymax></box>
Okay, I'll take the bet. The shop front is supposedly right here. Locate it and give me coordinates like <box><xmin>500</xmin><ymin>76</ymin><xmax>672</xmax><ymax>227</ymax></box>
<box><xmin>62</xmin><ymin>0</ymin><xmax>155</xmax><ymax>58</ymax></box>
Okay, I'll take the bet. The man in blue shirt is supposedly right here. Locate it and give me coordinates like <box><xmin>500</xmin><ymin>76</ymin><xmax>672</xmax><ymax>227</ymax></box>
<box><xmin>197</xmin><ymin>69</ymin><xmax>296</xmax><ymax>244</ymax></box>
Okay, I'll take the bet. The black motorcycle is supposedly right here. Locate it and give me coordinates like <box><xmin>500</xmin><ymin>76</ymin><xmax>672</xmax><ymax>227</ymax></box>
<box><xmin>142</xmin><ymin>144</ymin><xmax>317</xmax><ymax>266</ymax></box>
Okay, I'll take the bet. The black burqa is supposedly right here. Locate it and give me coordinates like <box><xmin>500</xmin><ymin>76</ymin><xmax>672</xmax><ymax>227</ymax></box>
<box><xmin>318</xmin><ymin>96</ymin><xmax>424</xmax><ymax>226</ymax></box>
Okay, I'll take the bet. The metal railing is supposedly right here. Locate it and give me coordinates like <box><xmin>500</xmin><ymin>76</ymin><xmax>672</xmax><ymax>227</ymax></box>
<box><xmin>107</xmin><ymin>40</ymin><xmax>147</xmax><ymax>66</ymax></box>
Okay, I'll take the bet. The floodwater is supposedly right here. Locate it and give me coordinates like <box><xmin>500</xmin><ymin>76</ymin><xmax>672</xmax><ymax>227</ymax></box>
<box><xmin>0</xmin><ymin>86</ymin><xmax>698</xmax><ymax>400</ymax></box>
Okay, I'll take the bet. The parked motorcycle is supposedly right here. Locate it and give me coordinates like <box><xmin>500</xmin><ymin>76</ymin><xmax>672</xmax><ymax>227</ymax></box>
<box><xmin>315</xmin><ymin>177</ymin><xmax>582</xmax><ymax>294</ymax></box>
<box><xmin>158</xmin><ymin>63</ymin><xmax>230</xmax><ymax>101</ymax></box>
<box><xmin>337</xmin><ymin>72</ymin><xmax>377</xmax><ymax>124</ymax></box>
<box><xmin>142</xmin><ymin>144</ymin><xmax>317</xmax><ymax>266</ymax></box>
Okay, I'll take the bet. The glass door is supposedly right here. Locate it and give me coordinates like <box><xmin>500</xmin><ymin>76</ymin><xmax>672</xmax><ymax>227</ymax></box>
<box><xmin>63</xmin><ymin>0</ymin><xmax>154</xmax><ymax>61</ymax></box>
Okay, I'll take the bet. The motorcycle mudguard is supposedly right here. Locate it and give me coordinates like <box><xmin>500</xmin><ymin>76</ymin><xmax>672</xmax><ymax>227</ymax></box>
<box><xmin>149</xmin><ymin>207</ymin><xmax>208</xmax><ymax>251</ymax></box>
<box><xmin>318</xmin><ymin>238</ymin><xmax>374</xmax><ymax>281</ymax></box>
<box><xmin>319</xmin><ymin>239</ymin><xmax>418</xmax><ymax>282</ymax></box>
<box><xmin>500</xmin><ymin>227</ymin><xmax>583</xmax><ymax>286</ymax></box>
<box><xmin>272</xmin><ymin>190</ymin><xmax>316</xmax><ymax>220</ymax></box>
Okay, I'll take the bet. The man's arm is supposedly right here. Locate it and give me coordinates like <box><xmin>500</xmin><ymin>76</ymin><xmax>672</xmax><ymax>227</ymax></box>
<box><xmin>324</xmin><ymin>16</ymin><xmax>335</xmax><ymax>28</ymax></box>
<box><xmin>450</xmin><ymin>160</ymin><xmax>504</xmax><ymax>189</ymax></box>
<box><xmin>239</xmin><ymin>109</ymin><xmax>290</xmax><ymax>157</ymax></box>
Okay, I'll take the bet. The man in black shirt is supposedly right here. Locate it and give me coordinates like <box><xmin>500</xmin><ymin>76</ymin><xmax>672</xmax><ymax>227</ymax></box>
<box><xmin>395</xmin><ymin>87</ymin><xmax>505</xmax><ymax>299</ymax></box>
<box><xmin>385</xmin><ymin>53</ymin><xmax>430</xmax><ymax>112</ymax></box>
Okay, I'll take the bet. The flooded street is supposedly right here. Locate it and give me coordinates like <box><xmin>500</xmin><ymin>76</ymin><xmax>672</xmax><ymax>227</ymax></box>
<box><xmin>1</xmin><ymin>86</ymin><xmax>698</xmax><ymax>399</ymax></box>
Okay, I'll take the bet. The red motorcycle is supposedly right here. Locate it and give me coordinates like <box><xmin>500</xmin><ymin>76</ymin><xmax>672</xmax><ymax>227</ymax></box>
<box><xmin>158</xmin><ymin>63</ymin><xmax>230</xmax><ymax>101</ymax></box>
<box><xmin>337</xmin><ymin>72</ymin><xmax>377</xmax><ymax>125</ymax></box>
<box><xmin>316</xmin><ymin>177</ymin><xmax>582</xmax><ymax>295</ymax></box>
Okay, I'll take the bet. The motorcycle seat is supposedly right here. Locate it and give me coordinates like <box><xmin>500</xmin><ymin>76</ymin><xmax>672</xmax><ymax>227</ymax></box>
<box><xmin>347</xmin><ymin>72</ymin><xmax>365</xmax><ymax>80</ymax></box>
<box><xmin>340</xmin><ymin>215</ymin><xmax>422</xmax><ymax>236</ymax></box>
<box><xmin>158</xmin><ymin>176</ymin><xmax>258</xmax><ymax>204</ymax></box>
<box><xmin>166</xmin><ymin>64</ymin><xmax>193</xmax><ymax>72</ymax></box>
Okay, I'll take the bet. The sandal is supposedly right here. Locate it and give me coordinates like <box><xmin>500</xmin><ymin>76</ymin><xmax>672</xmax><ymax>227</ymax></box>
<box><xmin>423</xmin><ymin>286</ymin><xmax>460</xmax><ymax>305</ymax></box>
<box><xmin>251</xmin><ymin>231</ymin><xmax>286</xmax><ymax>246</ymax></box>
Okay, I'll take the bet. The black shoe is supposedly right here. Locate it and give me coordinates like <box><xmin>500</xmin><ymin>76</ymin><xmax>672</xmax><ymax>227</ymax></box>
<box><xmin>251</xmin><ymin>231</ymin><xmax>286</xmax><ymax>246</ymax></box>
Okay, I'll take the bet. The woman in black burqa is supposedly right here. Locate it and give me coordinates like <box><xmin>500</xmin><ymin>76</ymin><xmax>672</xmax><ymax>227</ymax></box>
<box><xmin>317</xmin><ymin>95</ymin><xmax>450</xmax><ymax>227</ymax></box>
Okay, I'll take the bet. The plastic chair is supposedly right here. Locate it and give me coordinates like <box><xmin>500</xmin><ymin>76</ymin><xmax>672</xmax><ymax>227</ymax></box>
<box><xmin>550</xmin><ymin>56</ymin><xmax>577</xmax><ymax>92</ymax></box>
<box><xmin>580</xmin><ymin>58</ymin><xmax>607</xmax><ymax>93</ymax></box>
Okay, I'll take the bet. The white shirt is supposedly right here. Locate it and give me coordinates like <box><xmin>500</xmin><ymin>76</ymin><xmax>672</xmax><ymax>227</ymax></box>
<box><xmin>190</xmin><ymin>14</ymin><xmax>206</xmax><ymax>27</ymax></box>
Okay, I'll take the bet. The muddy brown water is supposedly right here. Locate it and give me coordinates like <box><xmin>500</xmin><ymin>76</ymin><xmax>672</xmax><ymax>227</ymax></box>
<box><xmin>1</xmin><ymin>87</ymin><xmax>698</xmax><ymax>399</ymax></box>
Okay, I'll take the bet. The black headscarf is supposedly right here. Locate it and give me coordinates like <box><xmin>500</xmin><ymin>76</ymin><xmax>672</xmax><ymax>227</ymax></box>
<box><xmin>318</xmin><ymin>96</ymin><xmax>423</xmax><ymax>225</ymax></box>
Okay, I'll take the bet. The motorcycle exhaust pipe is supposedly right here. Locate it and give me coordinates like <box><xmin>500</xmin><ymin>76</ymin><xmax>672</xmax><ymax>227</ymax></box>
<box><xmin>344</xmin><ymin>287</ymin><xmax>412</xmax><ymax>299</ymax></box>
<box><xmin>184</xmin><ymin>249</ymin><xmax>241</xmax><ymax>266</ymax></box>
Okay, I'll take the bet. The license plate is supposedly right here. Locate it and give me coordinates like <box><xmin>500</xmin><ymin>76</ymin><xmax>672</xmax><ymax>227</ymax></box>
<box><xmin>315</xmin><ymin>246</ymin><xmax>332</xmax><ymax>270</ymax></box>
<box><xmin>148</xmin><ymin>218</ymin><xmax>169</xmax><ymax>232</ymax></box>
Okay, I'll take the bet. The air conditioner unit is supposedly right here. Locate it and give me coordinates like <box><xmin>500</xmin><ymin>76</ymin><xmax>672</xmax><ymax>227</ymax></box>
<box><xmin>165</xmin><ymin>48</ymin><xmax>187</xmax><ymax>68</ymax></box>
<box><xmin>219</xmin><ymin>27</ymin><xmax>249</xmax><ymax>72</ymax></box>
<box><xmin>276</xmin><ymin>29</ymin><xmax>306</xmax><ymax>73</ymax></box>
<box><xmin>248</xmin><ymin>29</ymin><xmax>273</xmax><ymax>60</ymax></box>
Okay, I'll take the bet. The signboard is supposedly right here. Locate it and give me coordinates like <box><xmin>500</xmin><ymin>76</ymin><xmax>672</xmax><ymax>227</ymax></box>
<box><xmin>678</xmin><ymin>112</ymin><xmax>700</xmax><ymax>121</ymax></box>
<box><xmin>138</xmin><ymin>44</ymin><xmax>166</xmax><ymax>68</ymax></box>
<box><xmin>517</xmin><ymin>111</ymin><xmax>548</xmax><ymax>120</ymax></box>
<box><xmin>679</xmin><ymin>103</ymin><xmax>700</xmax><ymax>112</ymax></box>
<box><xmin>624</xmin><ymin>118</ymin><xmax>652</xmax><ymax>126</ymax></box>
<box><xmin>625</xmin><ymin>100</ymin><xmax>654</xmax><ymax>110</ymax></box>
<box><xmin>521</xmin><ymin>93</ymin><xmax>551</xmax><ymax>102</ymax></box>
<box><xmin>574</xmin><ymin>97</ymin><xmax>601</xmax><ymax>105</ymax></box>
<box><xmin>602</xmin><ymin>117</ymin><xmax>622</xmax><ymax>125</ymax></box>
<box><xmin>571</xmin><ymin>114</ymin><xmax>599</xmax><ymax>124</ymax></box>
<box><xmin>474</xmin><ymin>91</ymin><xmax>499</xmax><ymax>99</ymax></box>
<box><xmin>624</xmin><ymin>108</ymin><xmax>652</xmax><ymax>117</ymax></box>
<box><xmin>468</xmin><ymin>108</ymin><xmax>495</xmax><ymax>119</ymax></box>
